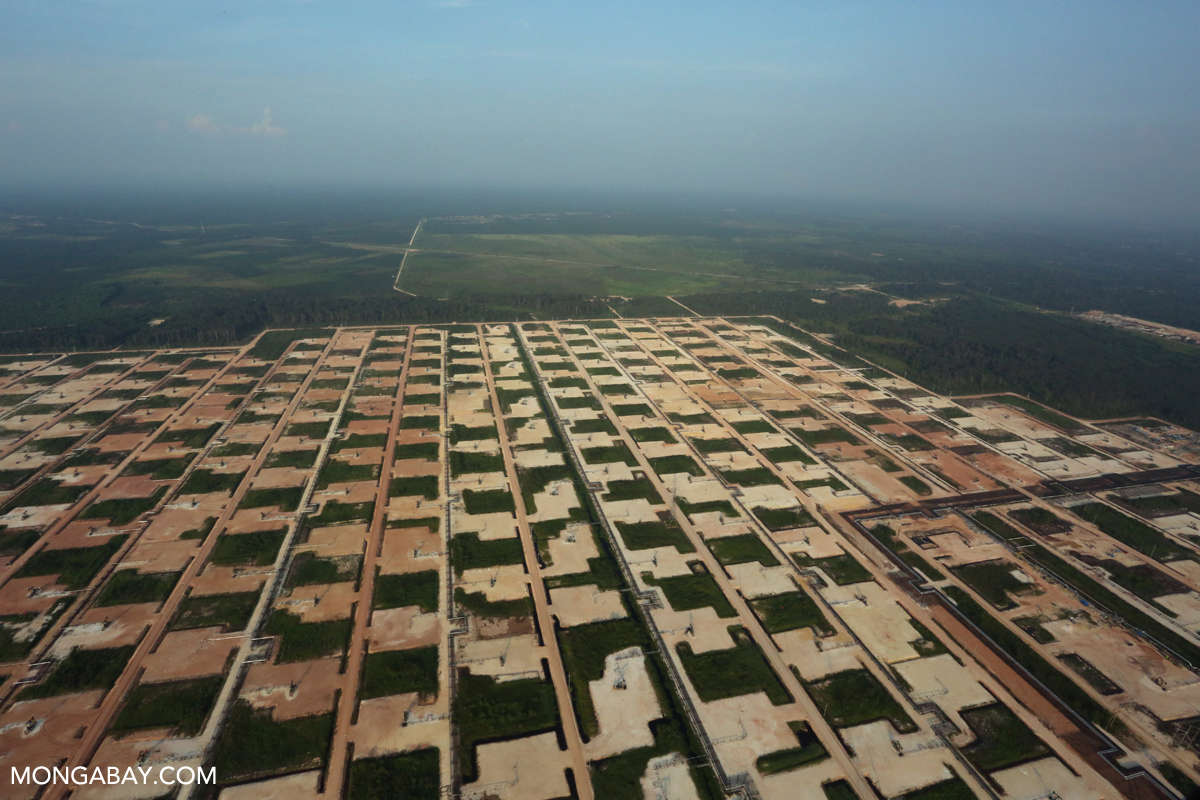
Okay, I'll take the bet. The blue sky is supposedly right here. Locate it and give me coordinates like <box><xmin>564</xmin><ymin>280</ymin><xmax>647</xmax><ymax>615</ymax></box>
<box><xmin>2</xmin><ymin>1</ymin><xmax>1198</xmax><ymax>223</ymax></box>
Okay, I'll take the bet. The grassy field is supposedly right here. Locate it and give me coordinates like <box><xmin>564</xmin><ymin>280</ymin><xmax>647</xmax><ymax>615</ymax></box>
<box><xmin>399</xmin><ymin>232</ymin><xmax>831</xmax><ymax>298</ymax></box>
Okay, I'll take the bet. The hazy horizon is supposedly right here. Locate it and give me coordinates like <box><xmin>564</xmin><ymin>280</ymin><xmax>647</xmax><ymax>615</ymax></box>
<box><xmin>3</xmin><ymin>2</ymin><xmax>1199</xmax><ymax>227</ymax></box>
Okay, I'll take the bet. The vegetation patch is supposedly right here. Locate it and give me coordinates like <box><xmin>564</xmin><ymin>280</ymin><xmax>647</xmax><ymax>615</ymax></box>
<box><xmin>24</xmin><ymin>435</ymin><xmax>84</xmax><ymax>455</ymax></box>
<box><xmin>751</xmin><ymin>591</ymin><xmax>835</xmax><ymax>636</ymax></box>
<box><xmin>347</xmin><ymin>748</ymin><xmax>440</xmax><ymax>800</ymax></box>
<box><xmin>971</xmin><ymin>511</ymin><xmax>1200</xmax><ymax>665</ymax></box>
<box><xmin>308</xmin><ymin>500</ymin><xmax>375</xmax><ymax>526</ymax></box>
<box><xmin>794</xmin><ymin>475</ymin><xmax>850</xmax><ymax>493</ymax></box>
<box><xmin>793</xmin><ymin>426</ymin><xmax>860</xmax><ymax>447</ymax></box>
<box><xmin>250</xmin><ymin>328</ymin><xmax>334</xmax><ymax>360</ymax></box>
<box><xmin>752</xmin><ymin>505</ymin><xmax>815</xmax><ymax>531</ymax></box>
<box><xmin>868</xmin><ymin>524</ymin><xmax>945</xmax><ymax>580</ymax></box>
<box><xmin>643</xmin><ymin>569</ymin><xmax>736</xmax><ymax>617</ymax></box>
<box><xmin>404</xmin><ymin>391</ymin><xmax>440</xmax><ymax>406</ymax></box>
<box><xmin>111</xmin><ymin>676</ymin><xmax>223</xmax><ymax>738</ymax></box>
<box><xmin>373</xmin><ymin>570</ymin><xmax>439</xmax><ymax>613</ymax></box>
<box><xmin>629</xmin><ymin>426</ymin><xmax>676</xmax><ymax>444</ymax></box>
<box><xmin>571</xmin><ymin>417</ymin><xmax>618</xmax><ymax>435</ymax></box>
<box><xmin>95</xmin><ymin>569</ymin><xmax>181</xmax><ymax>607</ymax></box>
<box><xmin>582</xmin><ymin>443</ymin><xmax>638</xmax><ymax>466</ymax></box>
<box><xmin>388</xmin><ymin>516</ymin><xmax>441</xmax><ymax>532</ymax></box>
<box><xmin>898</xmin><ymin>475</ymin><xmax>933</xmax><ymax>496</ymax></box>
<box><xmin>450</xmin><ymin>532</ymin><xmax>525</xmax><ymax>574</ymax></box>
<box><xmin>717</xmin><ymin>367</ymin><xmax>761</xmax><ymax>381</ymax></box>
<box><xmin>648</xmin><ymin>454</ymin><xmax>704</xmax><ymax>477</ymax></box>
<box><xmin>332</xmin><ymin>433</ymin><xmax>389</xmax><ymax>452</ymax></box>
<box><xmin>667</xmin><ymin>412</ymin><xmax>710</xmax><ymax>424</ymax></box>
<box><xmin>361</xmin><ymin>646</ymin><xmax>438</xmax><ymax>699</ymax></box>
<box><xmin>285</xmin><ymin>420</ymin><xmax>331</xmax><ymax>439</ymax></box>
<box><xmin>707</xmin><ymin>534</ymin><xmax>779</xmax><ymax>567</ymax></box>
<box><xmin>611</xmin><ymin>402</ymin><xmax>653</xmax><ymax>416</ymax></box>
<box><xmin>1069</xmin><ymin>502</ymin><xmax>1196</xmax><ymax>563</ymax></box>
<box><xmin>803</xmin><ymin>669</ymin><xmax>916</xmax><ymax>731</ymax></box>
<box><xmin>690</xmin><ymin>436</ymin><xmax>745</xmax><ymax>454</ymax></box>
<box><xmin>792</xmin><ymin>552</ymin><xmax>872</xmax><ymax>585</ymax></box>
<box><xmin>265</xmin><ymin>609</ymin><xmax>352</xmax><ymax>662</ymax></box>
<box><xmin>943</xmin><ymin>585</ymin><xmax>1118</xmax><ymax>732</ymax></box>
<box><xmin>15</xmin><ymin>534</ymin><xmax>128</xmax><ymax>589</ymax></box>
<box><xmin>123</xmin><ymin>455</ymin><xmax>196</xmax><ymax>480</ymax></box>
<box><xmin>20</xmin><ymin>644</ymin><xmax>136</xmax><ymax>700</ymax></box>
<box><xmin>1114</xmin><ymin>488</ymin><xmax>1200</xmax><ymax>518</ymax></box>
<box><xmin>718</xmin><ymin>467</ymin><xmax>782</xmax><ymax>487</ymax></box>
<box><xmin>316</xmin><ymin>459</ymin><xmax>378</xmax><ymax>489</ymax></box>
<box><xmin>959</xmin><ymin>702</ymin><xmax>1049</xmax><ymax>772</ymax></box>
<box><xmin>616</xmin><ymin>518</ymin><xmax>695</xmax><ymax>553</ymax></box>
<box><xmin>602</xmin><ymin>476</ymin><xmax>662</xmax><ymax>504</ymax></box>
<box><xmin>759</xmin><ymin>444</ymin><xmax>816</xmax><ymax>465</ymax></box>
<box><xmin>170</xmin><ymin>590</ymin><xmax>260</xmax><ymax>632</ymax></box>
<box><xmin>79</xmin><ymin>486</ymin><xmax>167</xmax><ymax>525</ymax></box>
<box><xmin>454</xmin><ymin>672</ymin><xmax>559</xmax><ymax>784</ymax></box>
<box><xmin>389</xmin><ymin>474</ymin><xmax>439</xmax><ymax>499</ymax></box>
<box><xmin>677</xmin><ymin>630</ymin><xmax>791</xmax><ymax>705</ymax></box>
<box><xmin>516</xmin><ymin>463</ymin><xmax>573</xmax><ymax>514</ymax></box>
<box><xmin>5</xmin><ymin>477</ymin><xmax>89</xmax><ymax>509</ymax></box>
<box><xmin>287</xmin><ymin>551</ymin><xmax>359</xmax><ymax>586</ymax></box>
<box><xmin>448</xmin><ymin>423</ymin><xmax>497</xmax><ymax>443</ymax></box>
<box><xmin>395</xmin><ymin>441</ymin><xmax>439</xmax><ymax>461</ymax></box>
<box><xmin>180</xmin><ymin>469</ymin><xmax>246</xmax><ymax>495</ymax></box>
<box><xmin>213</xmin><ymin>700</ymin><xmax>334</xmax><ymax>782</ymax></box>
<box><xmin>265</xmin><ymin>449</ymin><xmax>318</xmax><ymax>469</ymax></box>
<box><xmin>755</xmin><ymin>721</ymin><xmax>829</xmax><ymax>775</ymax></box>
<box><xmin>895</xmin><ymin>776</ymin><xmax>975</xmax><ymax>800</ymax></box>
<box><xmin>0</xmin><ymin>527</ymin><xmax>41</xmax><ymax>557</ymax></box>
<box><xmin>676</xmin><ymin>498</ymin><xmax>739</xmax><ymax>518</ymax></box>
<box><xmin>462</xmin><ymin>489</ymin><xmax>516</xmax><ymax>515</ymax></box>
<box><xmin>1057</xmin><ymin>653</ymin><xmax>1122</xmax><ymax>695</ymax></box>
<box><xmin>156</xmin><ymin>423</ymin><xmax>221</xmax><ymax>449</ymax></box>
<box><xmin>239</xmin><ymin>486</ymin><xmax>304</xmax><ymax>512</ymax></box>
<box><xmin>556</xmin><ymin>395</ymin><xmax>600</xmax><ymax>410</ymax></box>
<box><xmin>952</xmin><ymin>560</ymin><xmax>1035</xmax><ymax>610</ymax></box>
<box><xmin>454</xmin><ymin>588</ymin><xmax>532</xmax><ymax>619</ymax></box>
<box><xmin>556</xmin><ymin>618</ymin><xmax>649</xmax><ymax>738</ymax></box>
<box><xmin>770</xmin><ymin>406</ymin><xmax>824</xmax><ymax>420</ymax></box>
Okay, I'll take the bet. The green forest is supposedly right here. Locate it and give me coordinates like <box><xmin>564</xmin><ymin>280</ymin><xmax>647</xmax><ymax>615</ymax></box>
<box><xmin>2</xmin><ymin>202</ymin><xmax>1198</xmax><ymax>428</ymax></box>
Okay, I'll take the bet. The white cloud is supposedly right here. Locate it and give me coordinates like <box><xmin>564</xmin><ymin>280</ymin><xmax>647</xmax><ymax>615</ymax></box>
<box><xmin>185</xmin><ymin>108</ymin><xmax>286</xmax><ymax>137</ymax></box>
<box><xmin>243</xmin><ymin>107</ymin><xmax>286</xmax><ymax>137</ymax></box>
<box><xmin>186</xmin><ymin>113</ymin><xmax>223</xmax><ymax>135</ymax></box>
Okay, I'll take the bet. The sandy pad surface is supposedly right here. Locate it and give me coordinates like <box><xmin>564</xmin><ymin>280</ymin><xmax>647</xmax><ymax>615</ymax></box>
<box><xmin>640</xmin><ymin>754</ymin><xmax>702</xmax><ymax>800</ymax></box>
<box><xmin>840</xmin><ymin>720</ymin><xmax>952</xmax><ymax>797</ymax></box>
<box><xmin>369</xmin><ymin>606</ymin><xmax>442</xmax><ymax>652</ymax></box>
<box><xmin>219</xmin><ymin>769</ymin><xmax>322</xmax><ymax>800</ymax></box>
<box><xmin>463</xmin><ymin>731</ymin><xmax>570</xmax><ymax>800</ymax></box>
<box><xmin>141</xmin><ymin>627</ymin><xmax>238</xmax><ymax>682</ymax></box>
<box><xmin>756</xmin><ymin>757</ymin><xmax>846</xmax><ymax>800</ymax></box>
<box><xmin>990</xmin><ymin>757</ymin><xmax>1106</xmax><ymax>800</ymax></box>
<box><xmin>585</xmin><ymin>648</ymin><xmax>660</xmax><ymax>760</ymax></box>
<box><xmin>548</xmin><ymin>585</ymin><xmax>627</xmax><ymax>627</ymax></box>
<box><xmin>821</xmin><ymin>581</ymin><xmax>921</xmax><ymax>664</ymax></box>
<box><xmin>540</xmin><ymin>524</ymin><xmax>599</xmax><ymax>576</ymax></box>
<box><xmin>458</xmin><ymin>634</ymin><xmax>543</xmax><ymax>679</ymax></box>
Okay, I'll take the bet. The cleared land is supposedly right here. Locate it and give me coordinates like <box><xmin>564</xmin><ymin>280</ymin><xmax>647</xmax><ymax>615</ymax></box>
<box><xmin>0</xmin><ymin>317</ymin><xmax>1196</xmax><ymax>800</ymax></box>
